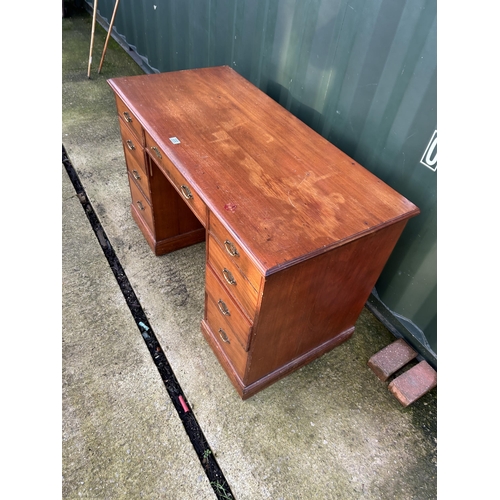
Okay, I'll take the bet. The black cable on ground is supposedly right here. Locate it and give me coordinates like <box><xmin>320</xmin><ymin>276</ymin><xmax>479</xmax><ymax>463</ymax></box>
<box><xmin>63</xmin><ymin>144</ymin><xmax>235</xmax><ymax>500</ymax></box>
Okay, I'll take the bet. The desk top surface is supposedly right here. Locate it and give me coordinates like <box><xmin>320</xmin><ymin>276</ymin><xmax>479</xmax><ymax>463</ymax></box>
<box><xmin>109</xmin><ymin>66</ymin><xmax>419</xmax><ymax>274</ymax></box>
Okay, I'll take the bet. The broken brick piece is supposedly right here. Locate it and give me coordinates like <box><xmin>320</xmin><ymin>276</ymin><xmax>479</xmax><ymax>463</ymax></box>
<box><xmin>388</xmin><ymin>360</ymin><xmax>437</xmax><ymax>407</ymax></box>
<box><xmin>368</xmin><ymin>338</ymin><xmax>418</xmax><ymax>381</ymax></box>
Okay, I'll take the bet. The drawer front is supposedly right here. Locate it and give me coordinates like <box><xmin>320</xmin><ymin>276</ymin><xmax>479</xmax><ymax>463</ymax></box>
<box><xmin>205</xmin><ymin>295</ymin><xmax>248</xmax><ymax>379</ymax></box>
<box><xmin>208</xmin><ymin>234</ymin><xmax>258</xmax><ymax>318</ymax></box>
<box><xmin>206</xmin><ymin>264</ymin><xmax>252</xmax><ymax>351</ymax></box>
<box><xmin>128</xmin><ymin>174</ymin><xmax>154</xmax><ymax>230</ymax></box>
<box><xmin>210</xmin><ymin>215</ymin><xmax>261</xmax><ymax>293</ymax></box>
<box><xmin>124</xmin><ymin>145</ymin><xmax>150</xmax><ymax>201</ymax></box>
<box><xmin>119</xmin><ymin>118</ymin><xmax>146</xmax><ymax>170</ymax></box>
<box><xmin>145</xmin><ymin>131</ymin><xmax>207</xmax><ymax>226</ymax></box>
<box><xmin>114</xmin><ymin>95</ymin><xmax>145</xmax><ymax>145</ymax></box>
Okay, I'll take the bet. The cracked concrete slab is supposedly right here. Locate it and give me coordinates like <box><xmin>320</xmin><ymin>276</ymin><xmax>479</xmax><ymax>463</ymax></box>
<box><xmin>62</xmin><ymin>168</ymin><xmax>216</xmax><ymax>499</ymax></box>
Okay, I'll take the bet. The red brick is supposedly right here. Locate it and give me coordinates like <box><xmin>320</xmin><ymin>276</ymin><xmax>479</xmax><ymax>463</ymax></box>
<box><xmin>388</xmin><ymin>360</ymin><xmax>437</xmax><ymax>407</ymax></box>
<box><xmin>367</xmin><ymin>338</ymin><xmax>418</xmax><ymax>381</ymax></box>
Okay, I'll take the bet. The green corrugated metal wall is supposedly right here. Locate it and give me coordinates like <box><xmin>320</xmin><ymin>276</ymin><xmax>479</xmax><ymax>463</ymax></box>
<box><xmin>93</xmin><ymin>0</ymin><xmax>437</xmax><ymax>365</ymax></box>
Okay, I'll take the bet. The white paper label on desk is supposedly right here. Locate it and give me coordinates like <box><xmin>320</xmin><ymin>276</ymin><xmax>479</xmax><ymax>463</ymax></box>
<box><xmin>169</xmin><ymin>137</ymin><xmax>181</xmax><ymax>144</ymax></box>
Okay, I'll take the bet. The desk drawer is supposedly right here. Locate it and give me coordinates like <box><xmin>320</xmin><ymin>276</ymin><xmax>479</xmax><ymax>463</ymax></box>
<box><xmin>124</xmin><ymin>146</ymin><xmax>150</xmax><ymax>202</ymax></box>
<box><xmin>208</xmin><ymin>234</ymin><xmax>258</xmax><ymax>318</ymax></box>
<box><xmin>205</xmin><ymin>295</ymin><xmax>248</xmax><ymax>379</ymax></box>
<box><xmin>210</xmin><ymin>215</ymin><xmax>261</xmax><ymax>293</ymax></box>
<box><xmin>114</xmin><ymin>95</ymin><xmax>145</xmax><ymax>145</ymax></box>
<box><xmin>128</xmin><ymin>174</ymin><xmax>154</xmax><ymax>230</ymax></box>
<box><xmin>206</xmin><ymin>264</ymin><xmax>252</xmax><ymax>351</ymax></box>
<box><xmin>119</xmin><ymin>118</ymin><xmax>146</xmax><ymax>170</ymax></box>
<box><xmin>145</xmin><ymin>131</ymin><xmax>207</xmax><ymax>226</ymax></box>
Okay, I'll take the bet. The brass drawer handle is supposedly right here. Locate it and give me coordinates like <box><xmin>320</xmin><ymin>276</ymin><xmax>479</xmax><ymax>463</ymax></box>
<box><xmin>136</xmin><ymin>201</ymin><xmax>145</xmax><ymax>211</ymax></box>
<box><xmin>180</xmin><ymin>184</ymin><xmax>193</xmax><ymax>200</ymax></box>
<box><xmin>217</xmin><ymin>299</ymin><xmax>230</xmax><ymax>316</ymax></box>
<box><xmin>224</xmin><ymin>240</ymin><xmax>239</xmax><ymax>257</ymax></box>
<box><xmin>126</xmin><ymin>140</ymin><xmax>135</xmax><ymax>151</ymax></box>
<box><xmin>222</xmin><ymin>268</ymin><xmax>236</xmax><ymax>286</ymax></box>
<box><xmin>151</xmin><ymin>146</ymin><xmax>162</xmax><ymax>159</ymax></box>
<box><xmin>132</xmin><ymin>169</ymin><xmax>141</xmax><ymax>180</ymax></box>
<box><xmin>123</xmin><ymin>111</ymin><xmax>132</xmax><ymax>123</ymax></box>
<box><xmin>218</xmin><ymin>328</ymin><xmax>230</xmax><ymax>343</ymax></box>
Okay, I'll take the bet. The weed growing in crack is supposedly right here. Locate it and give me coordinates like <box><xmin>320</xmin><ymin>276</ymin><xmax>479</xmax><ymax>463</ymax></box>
<box><xmin>211</xmin><ymin>480</ymin><xmax>233</xmax><ymax>499</ymax></box>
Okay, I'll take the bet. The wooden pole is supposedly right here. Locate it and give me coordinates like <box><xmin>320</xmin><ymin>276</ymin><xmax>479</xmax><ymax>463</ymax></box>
<box><xmin>98</xmin><ymin>0</ymin><xmax>121</xmax><ymax>74</ymax></box>
<box><xmin>87</xmin><ymin>0</ymin><xmax>99</xmax><ymax>78</ymax></box>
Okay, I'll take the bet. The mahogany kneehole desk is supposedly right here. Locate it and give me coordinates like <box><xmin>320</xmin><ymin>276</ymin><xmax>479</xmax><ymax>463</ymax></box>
<box><xmin>108</xmin><ymin>67</ymin><xmax>419</xmax><ymax>400</ymax></box>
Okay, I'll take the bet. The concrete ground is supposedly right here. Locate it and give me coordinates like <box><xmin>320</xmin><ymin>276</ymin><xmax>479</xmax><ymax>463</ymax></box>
<box><xmin>62</xmin><ymin>8</ymin><xmax>437</xmax><ymax>499</ymax></box>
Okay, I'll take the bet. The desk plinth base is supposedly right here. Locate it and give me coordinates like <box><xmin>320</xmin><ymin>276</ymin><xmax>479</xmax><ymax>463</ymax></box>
<box><xmin>201</xmin><ymin>319</ymin><xmax>354</xmax><ymax>400</ymax></box>
<box><xmin>131</xmin><ymin>203</ymin><xmax>205</xmax><ymax>256</ymax></box>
